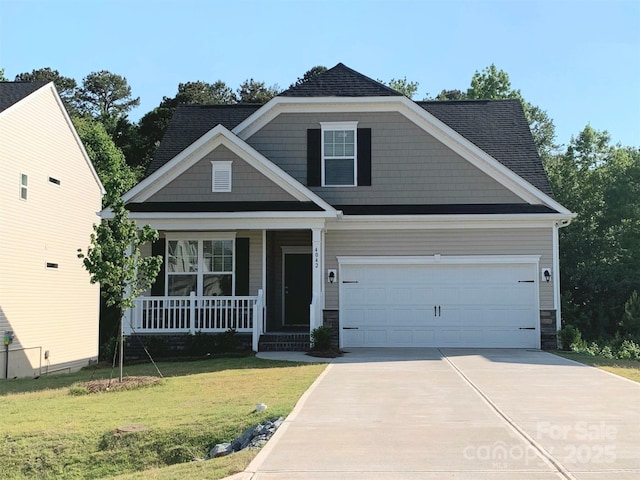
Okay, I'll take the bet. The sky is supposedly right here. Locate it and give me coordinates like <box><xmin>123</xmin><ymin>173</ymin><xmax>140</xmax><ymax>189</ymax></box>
<box><xmin>0</xmin><ymin>0</ymin><xmax>638</xmax><ymax>148</ymax></box>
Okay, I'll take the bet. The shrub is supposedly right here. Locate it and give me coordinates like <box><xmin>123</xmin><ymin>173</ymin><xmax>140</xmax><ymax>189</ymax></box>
<box><xmin>617</xmin><ymin>339</ymin><xmax>640</xmax><ymax>360</ymax></box>
<box><xmin>217</xmin><ymin>328</ymin><xmax>240</xmax><ymax>353</ymax></box>
<box><xmin>620</xmin><ymin>291</ymin><xmax>640</xmax><ymax>339</ymax></box>
<box><xmin>600</xmin><ymin>345</ymin><xmax>614</xmax><ymax>359</ymax></box>
<box><xmin>559</xmin><ymin>325</ymin><xmax>583</xmax><ymax>351</ymax></box>
<box><xmin>185</xmin><ymin>331</ymin><xmax>215</xmax><ymax>356</ymax></box>
<box><xmin>310</xmin><ymin>325</ymin><xmax>333</xmax><ymax>351</ymax></box>
<box><xmin>143</xmin><ymin>335</ymin><xmax>168</xmax><ymax>357</ymax></box>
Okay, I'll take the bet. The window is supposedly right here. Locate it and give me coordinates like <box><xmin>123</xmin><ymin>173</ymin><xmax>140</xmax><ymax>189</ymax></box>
<box><xmin>166</xmin><ymin>235</ymin><xmax>235</xmax><ymax>296</ymax></box>
<box><xmin>20</xmin><ymin>173</ymin><xmax>28</xmax><ymax>200</ymax></box>
<box><xmin>321</xmin><ymin>122</ymin><xmax>358</xmax><ymax>186</ymax></box>
<box><xmin>211</xmin><ymin>161</ymin><xmax>232</xmax><ymax>192</ymax></box>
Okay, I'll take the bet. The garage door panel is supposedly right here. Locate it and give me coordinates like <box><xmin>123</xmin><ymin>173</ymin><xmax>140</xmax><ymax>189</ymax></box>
<box><xmin>341</xmin><ymin>261</ymin><xmax>539</xmax><ymax>348</ymax></box>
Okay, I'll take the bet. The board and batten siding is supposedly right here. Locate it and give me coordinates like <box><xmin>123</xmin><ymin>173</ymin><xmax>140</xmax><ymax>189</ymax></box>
<box><xmin>0</xmin><ymin>86</ymin><xmax>102</xmax><ymax>377</ymax></box>
<box><xmin>324</xmin><ymin>227</ymin><xmax>554</xmax><ymax>310</ymax></box>
<box><xmin>148</xmin><ymin>145</ymin><xmax>297</xmax><ymax>203</ymax></box>
<box><xmin>247</xmin><ymin>112</ymin><xmax>525</xmax><ymax>205</ymax></box>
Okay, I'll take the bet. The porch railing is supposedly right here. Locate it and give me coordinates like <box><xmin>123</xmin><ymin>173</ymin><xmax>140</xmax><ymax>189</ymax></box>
<box><xmin>129</xmin><ymin>292</ymin><xmax>258</xmax><ymax>334</ymax></box>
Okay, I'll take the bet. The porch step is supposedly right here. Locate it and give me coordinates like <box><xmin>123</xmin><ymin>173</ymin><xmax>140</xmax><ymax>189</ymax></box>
<box><xmin>258</xmin><ymin>333</ymin><xmax>310</xmax><ymax>352</ymax></box>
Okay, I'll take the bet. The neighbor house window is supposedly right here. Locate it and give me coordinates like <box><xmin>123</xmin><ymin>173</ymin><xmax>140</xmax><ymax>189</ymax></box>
<box><xmin>20</xmin><ymin>173</ymin><xmax>28</xmax><ymax>200</ymax></box>
<box><xmin>211</xmin><ymin>161</ymin><xmax>232</xmax><ymax>192</ymax></box>
<box><xmin>321</xmin><ymin>121</ymin><xmax>358</xmax><ymax>186</ymax></box>
<box><xmin>166</xmin><ymin>234</ymin><xmax>235</xmax><ymax>296</ymax></box>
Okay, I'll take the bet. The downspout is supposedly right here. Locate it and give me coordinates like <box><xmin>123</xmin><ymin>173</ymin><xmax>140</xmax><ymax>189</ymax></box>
<box><xmin>554</xmin><ymin>219</ymin><xmax>573</xmax><ymax>333</ymax></box>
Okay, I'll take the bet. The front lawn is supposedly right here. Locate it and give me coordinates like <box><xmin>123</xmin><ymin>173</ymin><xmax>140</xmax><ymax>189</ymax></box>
<box><xmin>0</xmin><ymin>357</ymin><xmax>325</xmax><ymax>479</ymax></box>
<box><xmin>553</xmin><ymin>350</ymin><xmax>640</xmax><ymax>382</ymax></box>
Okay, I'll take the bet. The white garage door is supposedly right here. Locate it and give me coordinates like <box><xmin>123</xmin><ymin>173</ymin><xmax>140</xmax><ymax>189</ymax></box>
<box><xmin>340</xmin><ymin>261</ymin><xmax>539</xmax><ymax>348</ymax></box>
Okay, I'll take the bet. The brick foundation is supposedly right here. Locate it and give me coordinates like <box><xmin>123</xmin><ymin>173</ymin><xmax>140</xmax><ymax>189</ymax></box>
<box><xmin>322</xmin><ymin>310</ymin><xmax>339</xmax><ymax>349</ymax></box>
<box><xmin>540</xmin><ymin>310</ymin><xmax>558</xmax><ymax>350</ymax></box>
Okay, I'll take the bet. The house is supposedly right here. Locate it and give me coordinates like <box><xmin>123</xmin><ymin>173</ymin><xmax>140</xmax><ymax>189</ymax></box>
<box><xmin>121</xmin><ymin>63</ymin><xmax>574</xmax><ymax>352</ymax></box>
<box><xmin>0</xmin><ymin>82</ymin><xmax>104</xmax><ymax>377</ymax></box>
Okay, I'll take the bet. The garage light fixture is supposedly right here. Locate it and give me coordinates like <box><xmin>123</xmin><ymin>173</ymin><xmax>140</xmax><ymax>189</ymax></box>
<box><xmin>542</xmin><ymin>268</ymin><xmax>551</xmax><ymax>282</ymax></box>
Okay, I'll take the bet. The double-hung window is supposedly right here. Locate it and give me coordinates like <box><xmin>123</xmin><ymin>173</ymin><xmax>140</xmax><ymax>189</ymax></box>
<box><xmin>166</xmin><ymin>234</ymin><xmax>235</xmax><ymax>296</ymax></box>
<box><xmin>321</xmin><ymin>121</ymin><xmax>358</xmax><ymax>186</ymax></box>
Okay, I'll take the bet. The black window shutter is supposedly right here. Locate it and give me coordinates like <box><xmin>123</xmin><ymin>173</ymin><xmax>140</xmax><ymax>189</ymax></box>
<box><xmin>235</xmin><ymin>238</ymin><xmax>250</xmax><ymax>296</ymax></box>
<box><xmin>357</xmin><ymin>128</ymin><xmax>372</xmax><ymax>186</ymax></box>
<box><xmin>150</xmin><ymin>238</ymin><xmax>166</xmax><ymax>296</ymax></box>
<box><xmin>307</xmin><ymin>129</ymin><xmax>321</xmax><ymax>186</ymax></box>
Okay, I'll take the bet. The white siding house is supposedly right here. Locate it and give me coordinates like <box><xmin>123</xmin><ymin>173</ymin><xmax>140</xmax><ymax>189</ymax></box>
<box><xmin>0</xmin><ymin>82</ymin><xmax>104</xmax><ymax>378</ymax></box>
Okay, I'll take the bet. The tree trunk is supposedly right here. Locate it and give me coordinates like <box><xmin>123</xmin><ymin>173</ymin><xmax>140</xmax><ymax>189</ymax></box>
<box><xmin>119</xmin><ymin>309</ymin><xmax>124</xmax><ymax>383</ymax></box>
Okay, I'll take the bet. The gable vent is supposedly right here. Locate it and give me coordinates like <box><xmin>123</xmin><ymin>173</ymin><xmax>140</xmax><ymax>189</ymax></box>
<box><xmin>211</xmin><ymin>161</ymin><xmax>232</xmax><ymax>192</ymax></box>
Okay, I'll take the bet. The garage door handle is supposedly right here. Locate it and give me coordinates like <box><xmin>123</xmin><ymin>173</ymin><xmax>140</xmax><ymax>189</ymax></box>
<box><xmin>518</xmin><ymin>280</ymin><xmax>535</xmax><ymax>283</ymax></box>
<box><xmin>343</xmin><ymin>327</ymin><xmax>359</xmax><ymax>330</ymax></box>
<box><xmin>519</xmin><ymin>327</ymin><xmax>536</xmax><ymax>330</ymax></box>
<box><xmin>342</xmin><ymin>280</ymin><xmax>358</xmax><ymax>284</ymax></box>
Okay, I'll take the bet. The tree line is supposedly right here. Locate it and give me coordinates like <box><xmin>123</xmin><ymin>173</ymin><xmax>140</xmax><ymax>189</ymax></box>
<box><xmin>2</xmin><ymin>64</ymin><xmax>638</xmax><ymax>345</ymax></box>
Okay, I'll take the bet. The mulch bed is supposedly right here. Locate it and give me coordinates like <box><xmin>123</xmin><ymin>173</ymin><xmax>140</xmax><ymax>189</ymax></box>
<box><xmin>81</xmin><ymin>376</ymin><xmax>163</xmax><ymax>393</ymax></box>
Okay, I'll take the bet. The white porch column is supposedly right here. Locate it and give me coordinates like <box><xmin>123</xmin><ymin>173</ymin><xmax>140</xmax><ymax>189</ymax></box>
<box><xmin>311</xmin><ymin>228</ymin><xmax>324</xmax><ymax>331</ymax></box>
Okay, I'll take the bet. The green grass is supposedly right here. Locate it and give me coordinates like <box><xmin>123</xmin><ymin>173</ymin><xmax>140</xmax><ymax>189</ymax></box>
<box><xmin>0</xmin><ymin>357</ymin><xmax>326</xmax><ymax>479</ymax></box>
<box><xmin>553</xmin><ymin>350</ymin><xmax>640</xmax><ymax>382</ymax></box>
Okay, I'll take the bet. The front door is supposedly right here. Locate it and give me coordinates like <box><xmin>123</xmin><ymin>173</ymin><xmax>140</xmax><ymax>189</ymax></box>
<box><xmin>283</xmin><ymin>253</ymin><xmax>312</xmax><ymax>326</ymax></box>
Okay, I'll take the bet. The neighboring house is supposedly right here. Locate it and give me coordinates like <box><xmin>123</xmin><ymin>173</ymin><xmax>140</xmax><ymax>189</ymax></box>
<box><xmin>0</xmin><ymin>82</ymin><xmax>104</xmax><ymax>378</ymax></box>
<box><xmin>121</xmin><ymin>64</ymin><xmax>574</xmax><ymax>352</ymax></box>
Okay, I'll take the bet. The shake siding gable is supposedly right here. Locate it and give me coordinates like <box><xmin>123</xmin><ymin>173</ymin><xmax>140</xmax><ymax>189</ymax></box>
<box><xmin>247</xmin><ymin>112</ymin><xmax>526</xmax><ymax>205</ymax></box>
<box><xmin>148</xmin><ymin>144</ymin><xmax>298</xmax><ymax>203</ymax></box>
<box><xmin>323</xmin><ymin>228</ymin><xmax>554</xmax><ymax>310</ymax></box>
<box><xmin>0</xmin><ymin>86</ymin><xmax>101</xmax><ymax>377</ymax></box>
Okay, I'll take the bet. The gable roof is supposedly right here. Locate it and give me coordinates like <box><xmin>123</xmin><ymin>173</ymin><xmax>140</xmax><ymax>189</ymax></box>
<box><xmin>146</xmin><ymin>104</ymin><xmax>261</xmax><ymax>176</ymax></box>
<box><xmin>280</xmin><ymin>63</ymin><xmax>402</xmax><ymax>97</ymax></box>
<box><xmin>0</xmin><ymin>82</ymin><xmax>47</xmax><ymax>113</ymax></box>
<box><xmin>418</xmin><ymin>99</ymin><xmax>553</xmax><ymax>196</ymax></box>
<box><xmin>145</xmin><ymin>99</ymin><xmax>552</xmax><ymax>196</ymax></box>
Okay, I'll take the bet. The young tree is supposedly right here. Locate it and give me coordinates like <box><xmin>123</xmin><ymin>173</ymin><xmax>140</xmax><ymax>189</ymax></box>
<box><xmin>78</xmin><ymin>196</ymin><xmax>162</xmax><ymax>382</ymax></box>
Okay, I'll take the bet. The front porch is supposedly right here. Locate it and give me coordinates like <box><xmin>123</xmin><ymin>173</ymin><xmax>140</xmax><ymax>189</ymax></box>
<box><xmin>124</xmin><ymin>227</ymin><xmax>326</xmax><ymax>352</ymax></box>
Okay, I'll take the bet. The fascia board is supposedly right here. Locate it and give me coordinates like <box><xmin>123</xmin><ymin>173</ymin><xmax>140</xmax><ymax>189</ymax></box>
<box><xmin>327</xmin><ymin>213</ymin><xmax>575</xmax><ymax>230</ymax></box>
<box><xmin>233</xmin><ymin>95</ymin><xmax>573</xmax><ymax>215</ymax></box>
<box><xmin>125</xmin><ymin>216</ymin><xmax>328</xmax><ymax>232</ymax></box>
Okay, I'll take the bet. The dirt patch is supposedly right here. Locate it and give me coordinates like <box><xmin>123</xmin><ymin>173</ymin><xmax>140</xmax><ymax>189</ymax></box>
<box><xmin>79</xmin><ymin>376</ymin><xmax>163</xmax><ymax>394</ymax></box>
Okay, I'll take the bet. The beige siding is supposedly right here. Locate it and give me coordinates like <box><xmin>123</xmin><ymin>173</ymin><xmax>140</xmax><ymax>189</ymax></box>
<box><xmin>148</xmin><ymin>145</ymin><xmax>297</xmax><ymax>203</ymax></box>
<box><xmin>247</xmin><ymin>112</ymin><xmax>524</xmax><ymax>205</ymax></box>
<box><xmin>0</xmin><ymin>87</ymin><xmax>102</xmax><ymax>377</ymax></box>
<box><xmin>324</xmin><ymin>228</ymin><xmax>554</xmax><ymax>310</ymax></box>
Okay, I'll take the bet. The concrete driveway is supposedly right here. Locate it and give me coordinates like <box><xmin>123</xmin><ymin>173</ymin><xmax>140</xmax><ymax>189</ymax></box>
<box><xmin>240</xmin><ymin>349</ymin><xmax>640</xmax><ymax>479</ymax></box>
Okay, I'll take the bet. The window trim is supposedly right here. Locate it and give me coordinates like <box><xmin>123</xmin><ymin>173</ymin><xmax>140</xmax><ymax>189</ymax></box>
<box><xmin>320</xmin><ymin>121</ymin><xmax>358</xmax><ymax>187</ymax></box>
<box><xmin>19</xmin><ymin>173</ymin><xmax>28</xmax><ymax>200</ymax></box>
<box><xmin>164</xmin><ymin>233</ymin><xmax>237</xmax><ymax>296</ymax></box>
<box><xmin>211</xmin><ymin>161</ymin><xmax>233</xmax><ymax>192</ymax></box>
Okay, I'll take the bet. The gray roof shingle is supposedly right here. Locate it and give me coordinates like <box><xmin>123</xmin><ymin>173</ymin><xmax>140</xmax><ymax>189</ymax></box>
<box><xmin>145</xmin><ymin>104</ymin><xmax>261</xmax><ymax>176</ymax></box>
<box><xmin>280</xmin><ymin>63</ymin><xmax>402</xmax><ymax>97</ymax></box>
<box><xmin>418</xmin><ymin>99</ymin><xmax>552</xmax><ymax>196</ymax></box>
<box><xmin>0</xmin><ymin>82</ymin><xmax>47</xmax><ymax>113</ymax></box>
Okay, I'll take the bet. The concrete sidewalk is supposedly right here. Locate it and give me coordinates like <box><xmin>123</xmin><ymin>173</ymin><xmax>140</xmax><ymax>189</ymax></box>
<box><xmin>235</xmin><ymin>348</ymin><xmax>640</xmax><ymax>479</ymax></box>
